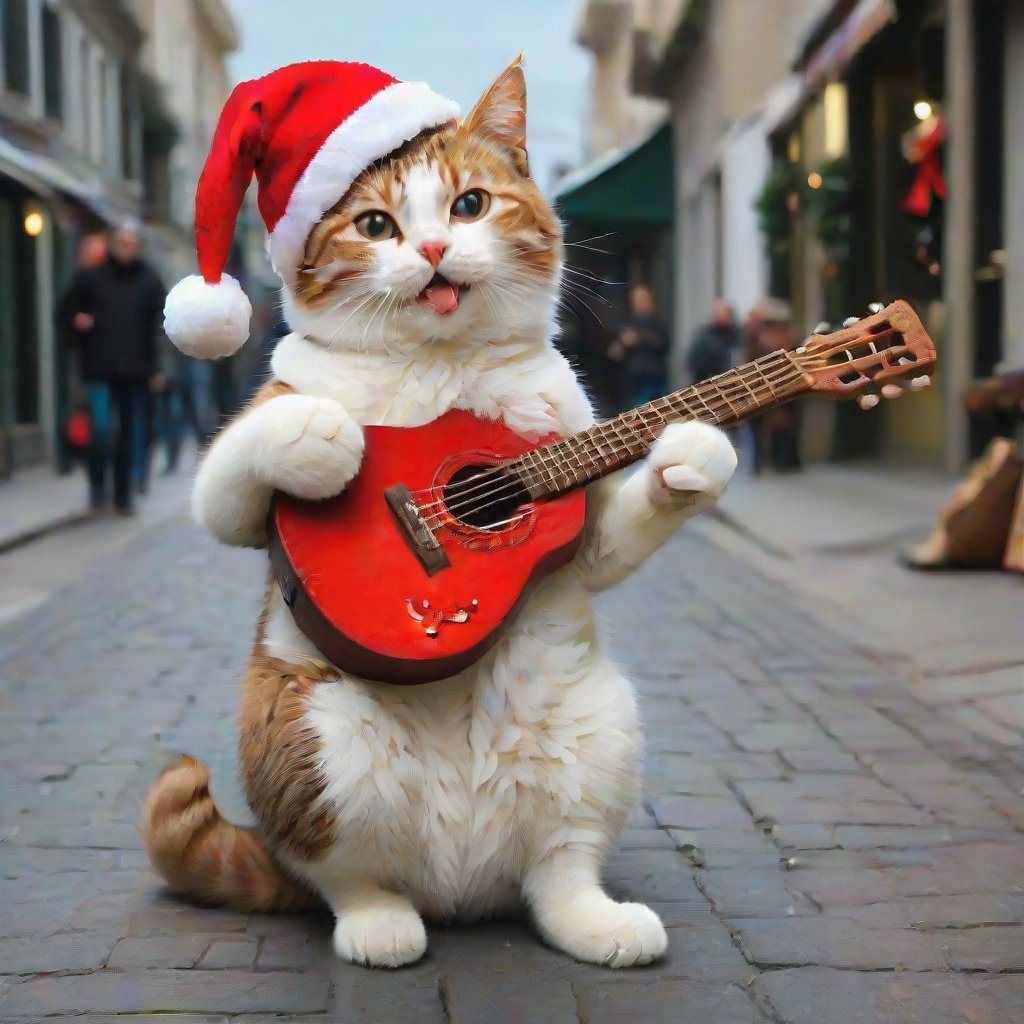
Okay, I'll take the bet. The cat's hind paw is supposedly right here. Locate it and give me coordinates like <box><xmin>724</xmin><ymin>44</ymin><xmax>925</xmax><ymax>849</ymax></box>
<box><xmin>333</xmin><ymin>903</ymin><xmax>428</xmax><ymax>968</ymax></box>
<box><xmin>647</xmin><ymin>421</ymin><xmax>737</xmax><ymax>508</ymax></box>
<box><xmin>542</xmin><ymin>896</ymin><xmax>667</xmax><ymax>968</ymax></box>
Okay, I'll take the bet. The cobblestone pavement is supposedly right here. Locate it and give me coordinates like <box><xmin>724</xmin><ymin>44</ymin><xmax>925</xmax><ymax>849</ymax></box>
<box><xmin>1</xmin><ymin>507</ymin><xmax>1023</xmax><ymax>1023</ymax></box>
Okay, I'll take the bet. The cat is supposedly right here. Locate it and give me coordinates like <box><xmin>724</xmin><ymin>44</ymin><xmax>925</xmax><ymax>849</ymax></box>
<box><xmin>141</xmin><ymin>57</ymin><xmax>737</xmax><ymax>969</ymax></box>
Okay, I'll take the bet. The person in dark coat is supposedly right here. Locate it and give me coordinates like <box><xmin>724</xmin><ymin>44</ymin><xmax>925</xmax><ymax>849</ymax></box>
<box><xmin>607</xmin><ymin>285</ymin><xmax>670</xmax><ymax>408</ymax></box>
<box><xmin>59</xmin><ymin>221</ymin><xmax>166</xmax><ymax>515</ymax></box>
<box><xmin>686</xmin><ymin>299</ymin><xmax>739</xmax><ymax>384</ymax></box>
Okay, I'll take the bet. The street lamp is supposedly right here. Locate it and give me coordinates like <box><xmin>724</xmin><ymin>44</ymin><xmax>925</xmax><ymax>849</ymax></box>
<box><xmin>23</xmin><ymin>210</ymin><xmax>44</xmax><ymax>237</ymax></box>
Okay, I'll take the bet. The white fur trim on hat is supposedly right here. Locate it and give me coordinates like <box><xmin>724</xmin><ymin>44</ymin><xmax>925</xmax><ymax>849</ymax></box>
<box><xmin>267</xmin><ymin>80</ymin><xmax>460</xmax><ymax>284</ymax></box>
<box><xmin>164</xmin><ymin>274</ymin><xmax>252</xmax><ymax>359</ymax></box>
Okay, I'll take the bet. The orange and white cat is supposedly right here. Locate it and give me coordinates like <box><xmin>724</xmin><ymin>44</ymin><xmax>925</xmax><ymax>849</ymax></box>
<box><xmin>142</xmin><ymin>58</ymin><xmax>736</xmax><ymax>969</ymax></box>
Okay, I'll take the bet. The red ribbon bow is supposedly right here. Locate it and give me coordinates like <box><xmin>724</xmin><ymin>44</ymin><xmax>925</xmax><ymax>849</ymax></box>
<box><xmin>903</xmin><ymin>118</ymin><xmax>947</xmax><ymax>218</ymax></box>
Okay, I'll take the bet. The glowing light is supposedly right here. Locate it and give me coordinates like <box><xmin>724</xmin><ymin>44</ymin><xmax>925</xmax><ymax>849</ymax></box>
<box><xmin>823</xmin><ymin>82</ymin><xmax>848</xmax><ymax>158</ymax></box>
<box><xmin>914</xmin><ymin>100</ymin><xmax>932</xmax><ymax>121</ymax></box>
<box><xmin>23</xmin><ymin>211</ymin><xmax>43</xmax><ymax>237</ymax></box>
<box><xmin>807</xmin><ymin>172</ymin><xmax>823</xmax><ymax>190</ymax></box>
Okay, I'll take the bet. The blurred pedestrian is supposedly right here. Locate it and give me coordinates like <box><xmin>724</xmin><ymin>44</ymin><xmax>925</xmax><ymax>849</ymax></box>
<box><xmin>607</xmin><ymin>284</ymin><xmax>669</xmax><ymax>408</ymax></box>
<box><xmin>686</xmin><ymin>299</ymin><xmax>739</xmax><ymax>385</ymax></box>
<box><xmin>60</xmin><ymin>232</ymin><xmax>108</xmax><ymax>474</ymax></box>
<box><xmin>748</xmin><ymin>297</ymin><xmax>802</xmax><ymax>474</ymax></box>
<box><xmin>245</xmin><ymin>313</ymin><xmax>291</xmax><ymax>404</ymax></box>
<box><xmin>78</xmin><ymin>232</ymin><xmax>108</xmax><ymax>270</ymax></box>
<box><xmin>152</xmin><ymin>343</ymin><xmax>216</xmax><ymax>476</ymax></box>
<box><xmin>58</xmin><ymin>220</ymin><xmax>166</xmax><ymax>515</ymax></box>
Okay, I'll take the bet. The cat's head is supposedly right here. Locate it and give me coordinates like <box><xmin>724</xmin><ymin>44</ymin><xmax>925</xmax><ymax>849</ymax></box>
<box><xmin>284</xmin><ymin>58</ymin><xmax>562</xmax><ymax>351</ymax></box>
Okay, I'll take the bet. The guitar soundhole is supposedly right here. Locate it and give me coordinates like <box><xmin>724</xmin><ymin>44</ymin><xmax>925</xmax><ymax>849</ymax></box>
<box><xmin>443</xmin><ymin>464</ymin><xmax>532</xmax><ymax>531</ymax></box>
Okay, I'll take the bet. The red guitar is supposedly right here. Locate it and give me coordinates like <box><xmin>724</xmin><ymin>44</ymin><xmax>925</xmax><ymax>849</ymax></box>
<box><xmin>269</xmin><ymin>301</ymin><xmax>937</xmax><ymax>684</ymax></box>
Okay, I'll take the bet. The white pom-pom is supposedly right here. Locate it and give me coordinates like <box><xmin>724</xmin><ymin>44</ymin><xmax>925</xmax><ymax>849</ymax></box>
<box><xmin>164</xmin><ymin>274</ymin><xmax>252</xmax><ymax>359</ymax></box>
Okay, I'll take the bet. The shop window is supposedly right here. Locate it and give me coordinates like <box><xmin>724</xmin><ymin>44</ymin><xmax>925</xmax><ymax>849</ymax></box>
<box><xmin>41</xmin><ymin>4</ymin><xmax>61</xmax><ymax>120</ymax></box>
<box><xmin>2</xmin><ymin>0</ymin><xmax>31</xmax><ymax>97</ymax></box>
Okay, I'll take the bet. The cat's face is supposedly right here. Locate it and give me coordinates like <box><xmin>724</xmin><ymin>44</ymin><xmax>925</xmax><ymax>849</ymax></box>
<box><xmin>287</xmin><ymin>60</ymin><xmax>562</xmax><ymax>351</ymax></box>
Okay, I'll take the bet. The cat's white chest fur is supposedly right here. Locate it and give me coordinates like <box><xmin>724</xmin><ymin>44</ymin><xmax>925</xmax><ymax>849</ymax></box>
<box><xmin>270</xmin><ymin>332</ymin><xmax>590</xmax><ymax>435</ymax></box>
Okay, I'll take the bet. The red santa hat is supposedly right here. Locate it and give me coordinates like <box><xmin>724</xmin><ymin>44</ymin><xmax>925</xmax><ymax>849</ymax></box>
<box><xmin>164</xmin><ymin>61</ymin><xmax>460</xmax><ymax>359</ymax></box>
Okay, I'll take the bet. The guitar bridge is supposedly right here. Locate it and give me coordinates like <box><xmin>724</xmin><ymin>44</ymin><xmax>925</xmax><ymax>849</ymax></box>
<box><xmin>384</xmin><ymin>483</ymin><xmax>451</xmax><ymax>576</ymax></box>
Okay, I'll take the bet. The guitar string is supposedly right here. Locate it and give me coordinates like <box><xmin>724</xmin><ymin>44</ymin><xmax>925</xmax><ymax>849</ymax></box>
<box><xmin>417</xmin><ymin>357</ymin><xmax>805</xmax><ymax>531</ymax></box>
<box><xmin>417</xmin><ymin>356</ymin><xmax>804</xmax><ymax>529</ymax></box>
<box><xmin>419</xmin><ymin>327</ymin><xmax>913</xmax><ymax>530</ymax></box>
<box><xmin>408</xmin><ymin>324</ymin><xmax>908</xmax><ymax>517</ymax></box>
<box><xmin>410</xmin><ymin>353</ymin><xmax>797</xmax><ymax>517</ymax></box>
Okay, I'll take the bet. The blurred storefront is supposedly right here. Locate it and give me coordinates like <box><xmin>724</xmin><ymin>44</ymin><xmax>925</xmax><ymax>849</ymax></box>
<box><xmin>553</xmin><ymin>0</ymin><xmax>673</xmax><ymax>412</ymax></box>
<box><xmin>554</xmin><ymin>123</ymin><xmax>674</xmax><ymax>412</ymax></box>
<box><xmin>607</xmin><ymin>0</ymin><xmax>1022</xmax><ymax>472</ymax></box>
<box><xmin>759</xmin><ymin>0</ymin><xmax>1017</xmax><ymax>469</ymax></box>
<box><xmin>0</xmin><ymin>0</ymin><xmax>244</xmax><ymax>480</ymax></box>
<box><xmin>0</xmin><ymin>0</ymin><xmax>144</xmax><ymax>478</ymax></box>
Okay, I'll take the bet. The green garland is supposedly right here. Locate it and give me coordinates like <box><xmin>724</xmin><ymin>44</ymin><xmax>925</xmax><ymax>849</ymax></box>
<box><xmin>755</xmin><ymin>158</ymin><xmax>798</xmax><ymax>256</ymax></box>
<box><xmin>803</xmin><ymin>157</ymin><xmax>852</xmax><ymax>261</ymax></box>
<box><xmin>755</xmin><ymin>156</ymin><xmax>852</xmax><ymax>262</ymax></box>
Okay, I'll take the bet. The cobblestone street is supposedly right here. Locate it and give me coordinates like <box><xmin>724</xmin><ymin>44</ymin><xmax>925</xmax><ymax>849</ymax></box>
<box><xmin>1</xmin><ymin>498</ymin><xmax>1023</xmax><ymax>1023</ymax></box>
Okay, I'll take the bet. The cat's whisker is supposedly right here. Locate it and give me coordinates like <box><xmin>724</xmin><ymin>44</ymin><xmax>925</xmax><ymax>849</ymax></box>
<box><xmin>322</xmin><ymin>288</ymin><xmax>387</xmax><ymax>350</ymax></box>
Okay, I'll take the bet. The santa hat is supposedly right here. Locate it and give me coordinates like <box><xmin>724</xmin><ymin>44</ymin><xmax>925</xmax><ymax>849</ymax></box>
<box><xmin>164</xmin><ymin>61</ymin><xmax>460</xmax><ymax>359</ymax></box>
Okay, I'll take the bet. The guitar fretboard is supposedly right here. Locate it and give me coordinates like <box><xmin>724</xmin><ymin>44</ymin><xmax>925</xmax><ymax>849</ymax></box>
<box><xmin>509</xmin><ymin>350</ymin><xmax>808</xmax><ymax>500</ymax></box>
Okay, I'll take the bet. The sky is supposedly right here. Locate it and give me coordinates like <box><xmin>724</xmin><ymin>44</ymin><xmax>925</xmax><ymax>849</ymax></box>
<box><xmin>224</xmin><ymin>0</ymin><xmax>591</xmax><ymax>195</ymax></box>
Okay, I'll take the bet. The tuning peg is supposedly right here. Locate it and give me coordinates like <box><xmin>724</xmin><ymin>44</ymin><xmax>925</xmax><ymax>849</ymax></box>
<box><xmin>858</xmin><ymin>394</ymin><xmax>880</xmax><ymax>410</ymax></box>
<box><xmin>843</xmin><ymin>316</ymin><xmax>861</xmax><ymax>327</ymax></box>
<box><xmin>909</xmin><ymin>375</ymin><xmax>931</xmax><ymax>391</ymax></box>
<box><xmin>868</xmin><ymin>302</ymin><xmax>884</xmax><ymax>314</ymax></box>
<box><xmin>814</xmin><ymin>321</ymin><xmax>830</xmax><ymax>334</ymax></box>
<box><xmin>881</xmin><ymin>384</ymin><xmax>903</xmax><ymax>399</ymax></box>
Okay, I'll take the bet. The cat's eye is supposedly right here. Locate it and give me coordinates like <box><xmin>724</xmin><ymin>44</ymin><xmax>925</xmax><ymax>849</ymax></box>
<box><xmin>451</xmin><ymin>190</ymin><xmax>490</xmax><ymax>221</ymax></box>
<box><xmin>354</xmin><ymin>210</ymin><xmax>399</xmax><ymax>240</ymax></box>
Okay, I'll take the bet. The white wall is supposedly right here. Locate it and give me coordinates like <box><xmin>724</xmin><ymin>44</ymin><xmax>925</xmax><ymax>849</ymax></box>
<box><xmin>721</xmin><ymin>118</ymin><xmax>770</xmax><ymax>320</ymax></box>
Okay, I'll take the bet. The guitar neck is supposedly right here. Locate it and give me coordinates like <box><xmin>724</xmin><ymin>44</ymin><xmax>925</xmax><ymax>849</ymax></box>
<box><xmin>511</xmin><ymin>349</ymin><xmax>809</xmax><ymax>501</ymax></box>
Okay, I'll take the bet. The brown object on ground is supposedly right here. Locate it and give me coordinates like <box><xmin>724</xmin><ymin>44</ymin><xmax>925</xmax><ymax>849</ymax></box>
<box><xmin>904</xmin><ymin>438</ymin><xmax>1024</xmax><ymax>569</ymax></box>
<box><xmin>1003</xmin><ymin>471</ymin><xmax>1024</xmax><ymax>573</ymax></box>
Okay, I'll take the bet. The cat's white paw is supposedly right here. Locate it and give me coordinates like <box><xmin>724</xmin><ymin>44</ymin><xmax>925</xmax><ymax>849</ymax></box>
<box><xmin>544</xmin><ymin>897</ymin><xmax>667</xmax><ymax>968</ymax></box>
<box><xmin>333</xmin><ymin>904</ymin><xmax>428</xmax><ymax>968</ymax></box>
<box><xmin>252</xmin><ymin>394</ymin><xmax>364</xmax><ymax>501</ymax></box>
<box><xmin>647</xmin><ymin>421</ymin><xmax>737</xmax><ymax>508</ymax></box>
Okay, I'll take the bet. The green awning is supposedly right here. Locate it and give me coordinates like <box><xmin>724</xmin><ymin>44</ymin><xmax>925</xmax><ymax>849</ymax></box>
<box><xmin>554</xmin><ymin>124</ymin><xmax>673</xmax><ymax>227</ymax></box>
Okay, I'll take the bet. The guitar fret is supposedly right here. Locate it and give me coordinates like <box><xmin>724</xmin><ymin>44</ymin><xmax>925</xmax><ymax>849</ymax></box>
<box><xmin>753</xmin><ymin>355</ymin><xmax>782</xmax><ymax>400</ymax></box>
<box><xmin>735</xmin><ymin>369</ymin><xmax>760</xmax><ymax>408</ymax></box>
<box><xmin>708</xmin><ymin>380</ymin><xmax>740</xmax><ymax>420</ymax></box>
<box><xmin>691</xmin><ymin>386</ymin><xmax>720</xmax><ymax>422</ymax></box>
<box><xmin>622</xmin><ymin>411</ymin><xmax>651</xmax><ymax>453</ymax></box>
<box><xmin>568</xmin><ymin>440</ymin><xmax>589</xmax><ymax>483</ymax></box>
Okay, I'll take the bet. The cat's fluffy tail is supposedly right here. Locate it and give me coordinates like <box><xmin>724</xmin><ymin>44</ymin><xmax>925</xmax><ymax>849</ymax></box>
<box><xmin>140</xmin><ymin>755</ymin><xmax>316</xmax><ymax>914</ymax></box>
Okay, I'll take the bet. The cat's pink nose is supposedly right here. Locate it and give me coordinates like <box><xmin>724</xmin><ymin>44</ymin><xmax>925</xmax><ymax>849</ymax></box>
<box><xmin>419</xmin><ymin>242</ymin><xmax>447</xmax><ymax>269</ymax></box>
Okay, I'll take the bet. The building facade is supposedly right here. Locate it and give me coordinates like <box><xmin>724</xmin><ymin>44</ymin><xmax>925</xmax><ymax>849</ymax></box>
<box><xmin>0</xmin><ymin>0</ymin><xmax>146</xmax><ymax>476</ymax></box>
<box><xmin>0</xmin><ymin>0</ymin><xmax>245</xmax><ymax>480</ymax></box>
<box><xmin>626</xmin><ymin>0</ymin><xmax>1022</xmax><ymax>470</ymax></box>
<box><xmin>551</xmin><ymin>0</ymin><xmax>673</xmax><ymax>413</ymax></box>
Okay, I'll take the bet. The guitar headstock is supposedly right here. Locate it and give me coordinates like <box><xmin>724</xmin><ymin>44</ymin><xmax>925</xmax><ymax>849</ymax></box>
<box><xmin>792</xmin><ymin>300</ymin><xmax>937</xmax><ymax>410</ymax></box>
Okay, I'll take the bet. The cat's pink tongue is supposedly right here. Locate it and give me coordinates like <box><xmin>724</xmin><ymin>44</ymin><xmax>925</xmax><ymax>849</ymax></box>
<box><xmin>423</xmin><ymin>282</ymin><xmax>459</xmax><ymax>315</ymax></box>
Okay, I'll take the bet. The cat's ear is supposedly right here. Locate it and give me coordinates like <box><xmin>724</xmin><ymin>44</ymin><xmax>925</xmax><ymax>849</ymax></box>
<box><xmin>461</xmin><ymin>55</ymin><xmax>529</xmax><ymax>175</ymax></box>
